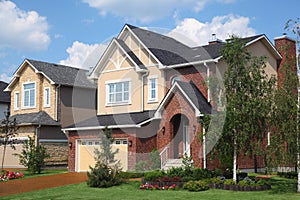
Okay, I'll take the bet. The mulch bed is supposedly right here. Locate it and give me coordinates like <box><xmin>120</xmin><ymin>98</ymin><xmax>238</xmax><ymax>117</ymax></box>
<box><xmin>0</xmin><ymin>172</ymin><xmax>88</xmax><ymax>197</ymax></box>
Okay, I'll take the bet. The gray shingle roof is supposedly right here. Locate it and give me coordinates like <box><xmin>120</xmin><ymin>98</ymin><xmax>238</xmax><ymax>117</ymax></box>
<box><xmin>176</xmin><ymin>81</ymin><xmax>211</xmax><ymax>114</ymax></box>
<box><xmin>0</xmin><ymin>81</ymin><xmax>10</xmax><ymax>103</ymax></box>
<box><xmin>68</xmin><ymin>110</ymin><xmax>156</xmax><ymax>128</ymax></box>
<box><xmin>10</xmin><ymin>111</ymin><xmax>60</xmax><ymax>126</ymax></box>
<box><xmin>127</xmin><ymin>24</ymin><xmax>213</xmax><ymax>66</ymax></box>
<box><xmin>115</xmin><ymin>38</ymin><xmax>147</xmax><ymax>70</ymax></box>
<box><xmin>27</xmin><ymin>59</ymin><xmax>96</xmax><ymax>88</ymax></box>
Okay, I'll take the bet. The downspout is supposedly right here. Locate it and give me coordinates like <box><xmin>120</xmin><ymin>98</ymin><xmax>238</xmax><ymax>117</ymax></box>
<box><xmin>203</xmin><ymin>126</ymin><xmax>206</xmax><ymax>169</ymax></box>
<box><xmin>141</xmin><ymin>71</ymin><xmax>149</xmax><ymax>112</ymax></box>
<box><xmin>55</xmin><ymin>84</ymin><xmax>61</xmax><ymax>121</ymax></box>
<box><xmin>204</xmin><ymin>62</ymin><xmax>210</xmax><ymax>102</ymax></box>
<box><xmin>35</xmin><ymin>123</ymin><xmax>41</xmax><ymax>146</ymax></box>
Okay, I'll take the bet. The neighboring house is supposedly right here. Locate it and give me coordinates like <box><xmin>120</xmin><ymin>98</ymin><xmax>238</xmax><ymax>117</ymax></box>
<box><xmin>2</xmin><ymin>59</ymin><xmax>96</xmax><ymax>168</ymax></box>
<box><xmin>0</xmin><ymin>81</ymin><xmax>11</xmax><ymax>119</ymax></box>
<box><xmin>62</xmin><ymin>24</ymin><xmax>294</xmax><ymax>172</ymax></box>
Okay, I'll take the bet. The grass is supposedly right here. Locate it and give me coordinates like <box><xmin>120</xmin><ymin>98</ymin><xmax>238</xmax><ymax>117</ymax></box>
<box><xmin>2</xmin><ymin>177</ymin><xmax>300</xmax><ymax>200</ymax></box>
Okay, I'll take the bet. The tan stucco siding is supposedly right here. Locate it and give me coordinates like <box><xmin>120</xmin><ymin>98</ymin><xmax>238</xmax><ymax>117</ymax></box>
<box><xmin>247</xmin><ymin>41</ymin><xmax>278</xmax><ymax>77</ymax></box>
<box><xmin>98</xmin><ymin>68</ymin><xmax>142</xmax><ymax>115</ymax></box>
<box><xmin>10</xmin><ymin>64</ymin><xmax>57</xmax><ymax>119</ymax></box>
<box><xmin>144</xmin><ymin>66</ymin><xmax>165</xmax><ymax>110</ymax></box>
<box><xmin>216</xmin><ymin>41</ymin><xmax>278</xmax><ymax>79</ymax></box>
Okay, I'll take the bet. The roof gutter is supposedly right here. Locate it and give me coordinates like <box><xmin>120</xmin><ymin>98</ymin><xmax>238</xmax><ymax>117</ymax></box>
<box><xmin>166</xmin><ymin>59</ymin><xmax>217</xmax><ymax>69</ymax></box>
<box><xmin>62</xmin><ymin>124</ymin><xmax>141</xmax><ymax>132</ymax></box>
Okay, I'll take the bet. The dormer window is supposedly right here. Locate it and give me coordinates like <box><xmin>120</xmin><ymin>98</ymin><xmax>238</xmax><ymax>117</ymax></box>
<box><xmin>23</xmin><ymin>82</ymin><xmax>36</xmax><ymax>108</ymax></box>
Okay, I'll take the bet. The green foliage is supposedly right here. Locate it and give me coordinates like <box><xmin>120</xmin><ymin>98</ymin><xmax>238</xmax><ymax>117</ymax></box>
<box><xmin>238</xmin><ymin>180</ymin><xmax>250</xmax><ymax>186</ymax></box>
<box><xmin>183</xmin><ymin>180</ymin><xmax>210</xmax><ymax>192</ymax></box>
<box><xmin>87</xmin><ymin>162</ymin><xmax>121</xmax><ymax>188</ymax></box>
<box><xmin>144</xmin><ymin>170</ymin><xmax>165</xmax><ymax>181</ymax></box>
<box><xmin>215</xmin><ymin>35</ymin><xmax>276</xmax><ymax>176</ymax></box>
<box><xmin>207</xmin><ymin>177</ymin><xmax>224</xmax><ymax>184</ymax></box>
<box><xmin>118</xmin><ymin>171</ymin><xmax>144</xmax><ymax>179</ymax></box>
<box><xmin>224</xmin><ymin>179</ymin><xmax>236</xmax><ymax>185</ymax></box>
<box><xmin>166</xmin><ymin>167</ymin><xmax>186</xmax><ymax>178</ymax></box>
<box><xmin>15</xmin><ymin>136</ymin><xmax>49</xmax><ymax>174</ymax></box>
<box><xmin>87</xmin><ymin>127</ymin><xmax>121</xmax><ymax>188</ymax></box>
<box><xmin>149</xmin><ymin>148</ymin><xmax>160</xmax><ymax>170</ymax></box>
<box><xmin>134</xmin><ymin>161</ymin><xmax>148</xmax><ymax>172</ymax></box>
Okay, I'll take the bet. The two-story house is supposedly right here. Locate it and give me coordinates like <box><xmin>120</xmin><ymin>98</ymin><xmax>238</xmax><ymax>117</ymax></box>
<box><xmin>2</xmin><ymin>59</ymin><xmax>96</xmax><ymax>168</ymax></box>
<box><xmin>63</xmin><ymin>24</ymin><xmax>294</xmax><ymax>172</ymax></box>
<box><xmin>0</xmin><ymin>81</ymin><xmax>10</xmax><ymax>119</ymax></box>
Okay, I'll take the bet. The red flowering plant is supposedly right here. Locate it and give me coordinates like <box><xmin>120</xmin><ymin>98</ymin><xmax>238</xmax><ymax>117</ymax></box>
<box><xmin>140</xmin><ymin>183</ymin><xmax>177</xmax><ymax>190</ymax></box>
<box><xmin>0</xmin><ymin>170</ymin><xmax>24</xmax><ymax>182</ymax></box>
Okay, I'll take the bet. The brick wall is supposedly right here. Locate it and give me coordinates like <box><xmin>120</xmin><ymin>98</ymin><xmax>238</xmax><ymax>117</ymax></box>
<box><xmin>158</xmin><ymin>87</ymin><xmax>203</xmax><ymax>168</ymax></box>
<box><xmin>42</xmin><ymin>142</ymin><xmax>68</xmax><ymax>166</ymax></box>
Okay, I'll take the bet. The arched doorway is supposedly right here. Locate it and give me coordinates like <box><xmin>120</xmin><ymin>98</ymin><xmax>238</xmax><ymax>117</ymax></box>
<box><xmin>170</xmin><ymin>114</ymin><xmax>190</xmax><ymax>159</ymax></box>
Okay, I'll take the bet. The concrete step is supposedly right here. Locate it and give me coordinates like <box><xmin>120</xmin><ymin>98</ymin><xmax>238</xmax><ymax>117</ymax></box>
<box><xmin>162</xmin><ymin>159</ymin><xmax>183</xmax><ymax>171</ymax></box>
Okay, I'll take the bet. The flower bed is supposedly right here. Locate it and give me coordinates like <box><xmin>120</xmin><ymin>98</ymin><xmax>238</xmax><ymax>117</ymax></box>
<box><xmin>140</xmin><ymin>183</ymin><xmax>178</xmax><ymax>190</ymax></box>
<box><xmin>0</xmin><ymin>170</ymin><xmax>24</xmax><ymax>182</ymax></box>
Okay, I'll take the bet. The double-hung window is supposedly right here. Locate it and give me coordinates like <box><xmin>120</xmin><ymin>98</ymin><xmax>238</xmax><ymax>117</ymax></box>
<box><xmin>23</xmin><ymin>82</ymin><xmax>36</xmax><ymax>108</ymax></box>
<box><xmin>14</xmin><ymin>92</ymin><xmax>20</xmax><ymax>110</ymax></box>
<box><xmin>148</xmin><ymin>76</ymin><xmax>158</xmax><ymax>102</ymax></box>
<box><xmin>107</xmin><ymin>80</ymin><xmax>130</xmax><ymax>105</ymax></box>
<box><xmin>44</xmin><ymin>87</ymin><xmax>50</xmax><ymax>107</ymax></box>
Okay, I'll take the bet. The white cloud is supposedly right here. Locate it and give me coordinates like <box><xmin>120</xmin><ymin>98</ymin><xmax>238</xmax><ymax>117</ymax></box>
<box><xmin>82</xmin><ymin>0</ymin><xmax>235</xmax><ymax>23</ymax></box>
<box><xmin>0</xmin><ymin>1</ymin><xmax>50</xmax><ymax>51</ymax></box>
<box><xmin>0</xmin><ymin>73</ymin><xmax>12</xmax><ymax>83</ymax></box>
<box><xmin>168</xmin><ymin>15</ymin><xmax>256</xmax><ymax>46</ymax></box>
<box><xmin>60</xmin><ymin>41</ymin><xmax>107</xmax><ymax>70</ymax></box>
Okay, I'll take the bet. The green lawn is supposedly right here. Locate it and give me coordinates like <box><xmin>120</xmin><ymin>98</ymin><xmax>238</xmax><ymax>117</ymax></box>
<box><xmin>2</xmin><ymin>178</ymin><xmax>300</xmax><ymax>200</ymax></box>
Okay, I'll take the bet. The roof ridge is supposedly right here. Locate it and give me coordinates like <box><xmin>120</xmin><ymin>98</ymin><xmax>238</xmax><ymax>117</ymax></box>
<box><xmin>27</xmin><ymin>59</ymin><xmax>88</xmax><ymax>72</ymax></box>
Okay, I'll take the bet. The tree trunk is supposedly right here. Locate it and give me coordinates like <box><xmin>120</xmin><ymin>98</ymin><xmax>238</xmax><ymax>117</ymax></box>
<box><xmin>233</xmin><ymin>138</ymin><xmax>237</xmax><ymax>183</ymax></box>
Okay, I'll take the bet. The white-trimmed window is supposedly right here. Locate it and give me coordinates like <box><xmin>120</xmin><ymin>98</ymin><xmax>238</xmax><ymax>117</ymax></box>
<box><xmin>44</xmin><ymin>87</ymin><xmax>50</xmax><ymax>107</ymax></box>
<box><xmin>14</xmin><ymin>92</ymin><xmax>20</xmax><ymax>110</ymax></box>
<box><xmin>106</xmin><ymin>80</ymin><xmax>130</xmax><ymax>105</ymax></box>
<box><xmin>148</xmin><ymin>76</ymin><xmax>158</xmax><ymax>102</ymax></box>
<box><xmin>23</xmin><ymin>82</ymin><xmax>36</xmax><ymax>108</ymax></box>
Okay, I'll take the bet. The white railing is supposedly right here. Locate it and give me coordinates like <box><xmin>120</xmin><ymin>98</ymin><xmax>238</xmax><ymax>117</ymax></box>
<box><xmin>159</xmin><ymin>146</ymin><xmax>169</xmax><ymax>169</ymax></box>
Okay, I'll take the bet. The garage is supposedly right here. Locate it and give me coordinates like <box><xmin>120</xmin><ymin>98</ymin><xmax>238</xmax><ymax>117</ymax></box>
<box><xmin>76</xmin><ymin>138</ymin><xmax>128</xmax><ymax>172</ymax></box>
<box><xmin>0</xmin><ymin>137</ymin><xmax>28</xmax><ymax>168</ymax></box>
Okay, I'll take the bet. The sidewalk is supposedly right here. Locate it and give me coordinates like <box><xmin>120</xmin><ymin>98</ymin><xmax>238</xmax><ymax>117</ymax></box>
<box><xmin>0</xmin><ymin>172</ymin><xmax>87</xmax><ymax>197</ymax></box>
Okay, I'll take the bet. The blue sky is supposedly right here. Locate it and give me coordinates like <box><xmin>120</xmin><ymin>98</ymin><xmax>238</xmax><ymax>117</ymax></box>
<box><xmin>0</xmin><ymin>0</ymin><xmax>299</xmax><ymax>83</ymax></box>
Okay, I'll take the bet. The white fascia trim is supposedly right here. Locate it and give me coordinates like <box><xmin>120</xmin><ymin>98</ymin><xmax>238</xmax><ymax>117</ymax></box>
<box><xmin>89</xmin><ymin>39</ymin><xmax>115</xmax><ymax>77</ymax></box>
<box><xmin>39</xmin><ymin>139</ymin><xmax>68</xmax><ymax>143</ymax></box>
<box><xmin>167</xmin><ymin>59</ymin><xmax>217</xmax><ymax>69</ymax></box>
<box><xmin>154</xmin><ymin>82</ymin><xmax>201</xmax><ymax>119</ymax></box>
<box><xmin>62</xmin><ymin>124</ymin><xmax>140</xmax><ymax>132</ymax></box>
<box><xmin>246</xmin><ymin>35</ymin><xmax>282</xmax><ymax>59</ymax></box>
<box><xmin>114</xmin><ymin>39</ymin><xmax>148</xmax><ymax>73</ymax></box>
<box><xmin>120</xmin><ymin>25</ymin><xmax>163</xmax><ymax>67</ymax></box>
<box><xmin>0</xmin><ymin>136</ymin><xmax>29</xmax><ymax>141</ymax></box>
<box><xmin>26</xmin><ymin>61</ymin><xmax>55</xmax><ymax>85</ymax></box>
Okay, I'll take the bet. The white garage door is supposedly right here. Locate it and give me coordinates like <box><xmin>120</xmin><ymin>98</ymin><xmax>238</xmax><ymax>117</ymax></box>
<box><xmin>76</xmin><ymin>139</ymin><xmax>128</xmax><ymax>172</ymax></box>
<box><xmin>0</xmin><ymin>139</ymin><xmax>27</xmax><ymax>168</ymax></box>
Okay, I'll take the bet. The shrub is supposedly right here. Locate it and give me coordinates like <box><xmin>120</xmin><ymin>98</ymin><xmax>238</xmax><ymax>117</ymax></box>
<box><xmin>144</xmin><ymin>170</ymin><xmax>165</xmax><ymax>181</ymax></box>
<box><xmin>15</xmin><ymin>136</ymin><xmax>49</xmax><ymax>174</ymax></box>
<box><xmin>150</xmin><ymin>148</ymin><xmax>161</xmax><ymax>170</ymax></box>
<box><xmin>238</xmin><ymin>180</ymin><xmax>250</xmax><ymax>186</ymax></box>
<box><xmin>134</xmin><ymin>161</ymin><xmax>149</xmax><ymax>172</ymax></box>
<box><xmin>119</xmin><ymin>171</ymin><xmax>144</xmax><ymax>179</ymax></box>
<box><xmin>183</xmin><ymin>180</ymin><xmax>210</xmax><ymax>192</ymax></box>
<box><xmin>193</xmin><ymin>168</ymin><xmax>214</xmax><ymax>180</ymax></box>
<box><xmin>166</xmin><ymin>167</ymin><xmax>185</xmax><ymax>178</ymax></box>
<box><xmin>224</xmin><ymin>179</ymin><xmax>236</xmax><ymax>185</ymax></box>
<box><xmin>207</xmin><ymin>177</ymin><xmax>224</xmax><ymax>184</ymax></box>
<box><xmin>87</xmin><ymin>162</ymin><xmax>122</xmax><ymax>188</ymax></box>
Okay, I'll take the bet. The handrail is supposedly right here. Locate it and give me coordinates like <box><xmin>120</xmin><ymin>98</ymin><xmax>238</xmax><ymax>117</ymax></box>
<box><xmin>160</xmin><ymin>146</ymin><xmax>169</xmax><ymax>169</ymax></box>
